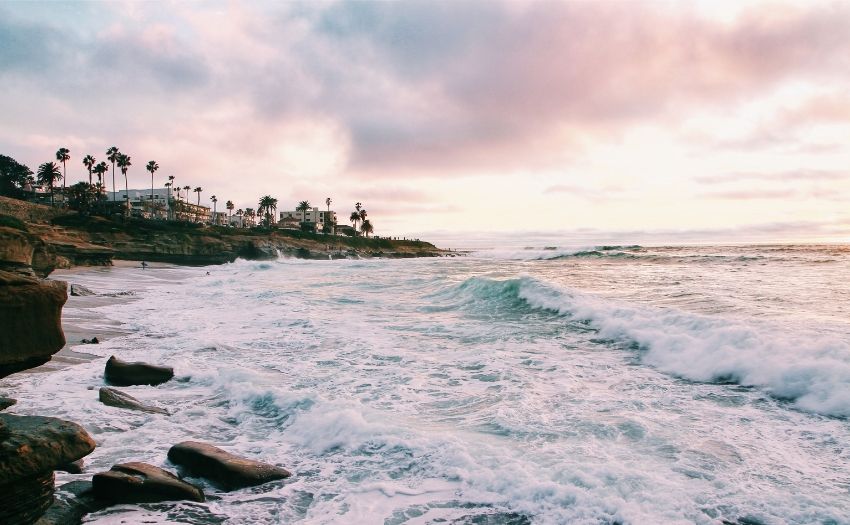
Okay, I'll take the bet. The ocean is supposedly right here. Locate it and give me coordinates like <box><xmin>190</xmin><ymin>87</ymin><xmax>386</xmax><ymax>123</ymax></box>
<box><xmin>5</xmin><ymin>244</ymin><xmax>850</xmax><ymax>524</ymax></box>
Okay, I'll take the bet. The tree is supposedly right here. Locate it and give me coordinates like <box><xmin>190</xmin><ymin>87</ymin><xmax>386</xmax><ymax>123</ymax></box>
<box><xmin>359</xmin><ymin>208</ymin><xmax>367</xmax><ymax>226</ymax></box>
<box><xmin>167</xmin><ymin>175</ymin><xmax>175</xmax><ymax>219</ymax></box>
<box><xmin>210</xmin><ymin>195</ymin><xmax>218</xmax><ymax>223</ymax></box>
<box><xmin>226</xmin><ymin>200</ymin><xmax>234</xmax><ymax>220</ymax></box>
<box><xmin>67</xmin><ymin>181</ymin><xmax>102</xmax><ymax>215</ymax></box>
<box><xmin>37</xmin><ymin>162</ymin><xmax>62</xmax><ymax>206</ymax></box>
<box><xmin>325</xmin><ymin>197</ymin><xmax>333</xmax><ymax>234</ymax></box>
<box><xmin>92</xmin><ymin>161</ymin><xmax>108</xmax><ymax>187</ymax></box>
<box><xmin>243</xmin><ymin>207</ymin><xmax>254</xmax><ymax>227</ymax></box>
<box><xmin>193</xmin><ymin>187</ymin><xmax>203</xmax><ymax>221</ymax></box>
<box><xmin>82</xmin><ymin>155</ymin><xmax>95</xmax><ymax>185</ymax></box>
<box><xmin>0</xmin><ymin>155</ymin><xmax>33</xmax><ymax>198</ymax></box>
<box><xmin>145</xmin><ymin>161</ymin><xmax>159</xmax><ymax>205</ymax></box>
<box><xmin>106</xmin><ymin>146</ymin><xmax>120</xmax><ymax>202</ymax></box>
<box><xmin>258</xmin><ymin>195</ymin><xmax>277</xmax><ymax>227</ymax></box>
<box><xmin>183</xmin><ymin>185</ymin><xmax>190</xmax><ymax>203</ymax></box>
<box><xmin>349</xmin><ymin>211</ymin><xmax>360</xmax><ymax>235</ymax></box>
<box><xmin>360</xmin><ymin>219</ymin><xmax>373</xmax><ymax>238</ymax></box>
<box><xmin>117</xmin><ymin>154</ymin><xmax>132</xmax><ymax>216</ymax></box>
<box><xmin>296</xmin><ymin>200</ymin><xmax>311</xmax><ymax>226</ymax></box>
<box><xmin>56</xmin><ymin>147</ymin><xmax>70</xmax><ymax>194</ymax></box>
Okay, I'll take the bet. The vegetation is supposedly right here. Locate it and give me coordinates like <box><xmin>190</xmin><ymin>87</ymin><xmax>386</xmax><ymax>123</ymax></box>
<box><xmin>36</xmin><ymin>162</ymin><xmax>62</xmax><ymax>206</ymax></box>
<box><xmin>55</xmin><ymin>147</ymin><xmax>70</xmax><ymax>192</ymax></box>
<box><xmin>0</xmin><ymin>214</ymin><xmax>27</xmax><ymax>231</ymax></box>
<box><xmin>83</xmin><ymin>155</ymin><xmax>95</xmax><ymax>185</ymax></box>
<box><xmin>106</xmin><ymin>146</ymin><xmax>120</xmax><ymax>201</ymax></box>
<box><xmin>0</xmin><ymin>154</ymin><xmax>34</xmax><ymax>198</ymax></box>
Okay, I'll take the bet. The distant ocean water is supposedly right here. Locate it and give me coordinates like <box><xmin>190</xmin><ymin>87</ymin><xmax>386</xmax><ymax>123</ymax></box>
<box><xmin>5</xmin><ymin>244</ymin><xmax>850</xmax><ymax>524</ymax></box>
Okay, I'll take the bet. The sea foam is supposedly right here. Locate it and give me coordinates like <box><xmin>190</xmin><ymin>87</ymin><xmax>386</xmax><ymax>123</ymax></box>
<box><xmin>458</xmin><ymin>276</ymin><xmax>850</xmax><ymax>417</ymax></box>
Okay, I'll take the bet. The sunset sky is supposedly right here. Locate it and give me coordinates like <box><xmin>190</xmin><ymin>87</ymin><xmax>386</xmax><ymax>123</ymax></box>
<box><xmin>2</xmin><ymin>0</ymin><xmax>849</xmax><ymax>241</ymax></box>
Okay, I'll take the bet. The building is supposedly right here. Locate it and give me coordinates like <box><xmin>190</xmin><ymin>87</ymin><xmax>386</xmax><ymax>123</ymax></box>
<box><xmin>212</xmin><ymin>211</ymin><xmax>229</xmax><ymax>226</ymax></box>
<box><xmin>172</xmin><ymin>200</ymin><xmax>210</xmax><ymax>223</ymax></box>
<box><xmin>279</xmin><ymin>207</ymin><xmax>337</xmax><ymax>232</ymax></box>
<box><xmin>114</xmin><ymin>188</ymin><xmax>170</xmax><ymax>219</ymax></box>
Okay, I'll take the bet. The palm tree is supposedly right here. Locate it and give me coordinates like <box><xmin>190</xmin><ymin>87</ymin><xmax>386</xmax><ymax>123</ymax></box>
<box><xmin>145</xmin><ymin>161</ymin><xmax>159</xmax><ymax>207</ymax></box>
<box><xmin>296</xmin><ymin>200</ymin><xmax>311</xmax><ymax>223</ymax></box>
<box><xmin>56</xmin><ymin>148</ymin><xmax>70</xmax><ymax>195</ymax></box>
<box><xmin>359</xmin><ymin>208</ymin><xmax>367</xmax><ymax>226</ymax></box>
<box><xmin>210</xmin><ymin>195</ymin><xmax>218</xmax><ymax>224</ymax></box>
<box><xmin>360</xmin><ymin>219</ymin><xmax>373</xmax><ymax>238</ymax></box>
<box><xmin>167</xmin><ymin>175</ymin><xmax>175</xmax><ymax>219</ymax></box>
<box><xmin>183</xmin><ymin>185</ymin><xmax>190</xmax><ymax>203</ymax></box>
<box><xmin>258</xmin><ymin>195</ymin><xmax>277</xmax><ymax>227</ymax></box>
<box><xmin>93</xmin><ymin>161</ymin><xmax>108</xmax><ymax>190</ymax></box>
<box><xmin>106</xmin><ymin>146</ymin><xmax>120</xmax><ymax>202</ymax></box>
<box><xmin>350</xmin><ymin>211</ymin><xmax>360</xmax><ymax>235</ymax></box>
<box><xmin>244</xmin><ymin>207</ymin><xmax>254</xmax><ymax>227</ymax></box>
<box><xmin>226</xmin><ymin>200</ymin><xmax>234</xmax><ymax>220</ymax></box>
<box><xmin>82</xmin><ymin>155</ymin><xmax>95</xmax><ymax>185</ymax></box>
<box><xmin>193</xmin><ymin>187</ymin><xmax>203</xmax><ymax>221</ymax></box>
<box><xmin>37</xmin><ymin>162</ymin><xmax>62</xmax><ymax>206</ymax></box>
<box><xmin>117</xmin><ymin>154</ymin><xmax>132</xmax><ymax>215</ymax></box>
<box><xmin>325</xmin><ymin>197</ymin><xmax>333</xmax><ymax>234</ymax></box>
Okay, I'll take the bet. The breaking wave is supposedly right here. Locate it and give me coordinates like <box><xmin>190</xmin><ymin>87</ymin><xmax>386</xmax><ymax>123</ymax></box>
<box><xmin>450</xmin><ymin>276</ymin><xmax>850</xmax><ymax>417</ymax></box>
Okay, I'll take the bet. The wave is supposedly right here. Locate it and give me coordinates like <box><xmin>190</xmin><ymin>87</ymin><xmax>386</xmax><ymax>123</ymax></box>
<box><xmin>450</xmin><ymin>276</ymin><xmax>850</xmax><ymax>417</ymax></box>
<box><xmin>475</xmin><ymin>245</ymin><xmax>644</xmax><ymax>261</ymax></box>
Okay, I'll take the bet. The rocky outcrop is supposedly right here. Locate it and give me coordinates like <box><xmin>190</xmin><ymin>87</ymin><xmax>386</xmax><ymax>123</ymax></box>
<box><xmin>104</xmin><ymin>356</ymin><xmax>174</xmax><ymax>386</ymax></box>
<box><xmin>0</xmin><ymin>397</ymin><xmax>16</xmax><ymax>410</ymax></box>
<box><xmin>0</xmin><ymin>414</ymin><xmax>96</xmax><ymax>525</ymax></box>
<box><xmin>91</xmin><ymin>462</ymin><xmax>204</xmax><ymax>503</ymax></box>
<box><xmin>167</xmin><ymin>441</ymin><xmax>291</xmax><ymax>490</ymax></box>
<box><xmin>69</xmin><ymin>284</ymin><xmax>95</xmax><ymax>296</ymax></box>
<box><xmin>0</xmin><ymin>270</ymin><xmax>67</xmax><ymax>378</ymax></box>
<box><xmin>99</xmin><ymin>387</ymin><xmax>169</xmax><ymax>415</ymax></box>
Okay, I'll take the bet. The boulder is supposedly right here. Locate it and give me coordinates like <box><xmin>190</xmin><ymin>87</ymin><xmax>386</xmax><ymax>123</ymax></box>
<box><xmin>0</xmin><ymin>414</ymin><xmax>96</xmax><ymax>525</ymax></box>
<box><xmin>0</xmin><ymin>271</ymin><xmax>67</xmax><ymax>378</ymax></box>
<box><xmin>167</xmin><ymin>441</ymin><xmax>291</xmax><ymax>491</ymax></box>
<box><xmin>0</xmin><ymin>414</ymin><xmax>96</xmax><ymax>482</ymax></box>
<box><xmin>69</xmin><ymin>284</ymin><xmax>95</xmax><ymax>297</ymax></box>
<box><xmin>91</xmin><ymin>462</ymin><xmax>204</xmax><ymax>503</ymax></box>
<box><xmin>99</xmin><ymin>387</ymin><xmax>169</xmax><ymax>415</ymax></box>
<box><xmin>35</xmin><ymin>480</ymin><xmax>109</xmax><ymax>525</ymax></box>
<box><xmin>0</xmin><ymin>396</ymin><xmax>16</xmax><ymax>411</ymax></box>
<box><xmin>104</xmin><ymin>355</ymin><xmax>174</xmax><ymax>386</ymax></box>
<box><xmin>56</xmin><ymin>459</ymin><xmax>85</xmax><ymax>474</ymax></box>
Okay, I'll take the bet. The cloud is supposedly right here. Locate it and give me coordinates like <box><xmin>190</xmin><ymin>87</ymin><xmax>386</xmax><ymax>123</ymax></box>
<box><xmin>696</xmin><ymin>169</ymin><xmax>850</xmax><ymax>184</ymax></box>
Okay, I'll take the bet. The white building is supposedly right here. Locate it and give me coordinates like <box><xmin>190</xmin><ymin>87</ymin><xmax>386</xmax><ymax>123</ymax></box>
<box><xmin>115</xmin><ymin>188</ymin><xmax>171</xmax><ymax>219</ymax></box>
<box><xmin>279</xmin><ymin>207</ymin><xmax>336</xmax><ymax>232</ymax></box>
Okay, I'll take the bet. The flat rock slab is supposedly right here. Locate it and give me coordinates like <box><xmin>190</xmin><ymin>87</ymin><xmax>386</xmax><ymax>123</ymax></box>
<box><xmin>99</xmin><ymin>387</ymin><xmax>169</xmax><ymax>415</ymax></box>
<box><xmin>69</xmin><ymin>284</ymin><xmax>96</xmax><ymax>296</ymax></box>
<box><xmin>104</xmin><ymin>355</ymin><xmax>174</xmax><ymax>386</ymax></box>
<box><xmin>168</xmin><ymin>441</ymin><xmax>291</xmax><ymax>491</ymax></box>
<box><xmin>92</xmin><ymin>462</ymin><xmax>204</xmax><ymax>503</ymax></box>
<box><xmin>0</xmin><ymin>414</ymin><xmax>96</xmax><ymax>484</ymax></box>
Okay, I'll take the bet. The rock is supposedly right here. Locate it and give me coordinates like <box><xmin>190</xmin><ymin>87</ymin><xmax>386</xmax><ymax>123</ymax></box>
<box><xmin>167</xmin><ymin>441</ymin><xmax>291</xmax><ymax>491</ymax></box>
<box><xmin>79</xmin><ymin>338</ymin><xmax>99</xmax><ymax>345</ymax></box>
<box><xmin>91</xmin><ymin>462</ymin><xmax>204</xmax><ymax>503</ymax></box>
<box><xmin>0</xmin><ymin>271</ymin><xmax>67</xmax><ymax>378</ymax></box>
<box><xmin>56</xmin><ymin>459</ymin><xmax>85</xmax><ymax>474</ymax></box>
<box><xmin>0</xmin><ymin>470</ymin><xmax>55</xmax><ymax>525</ymax></box>
<box><xmin>0</xmin><ymin>414</ymin><xmax>95</xmax><ymax>483</ymax></box>
<box><xmin>0</xmin><ymin>414</ymin><xmax>96</xmax><ymax>525</ymax></box>
<box><xmin>35</xmin><ymin>480</ymin><xmax>109</xmax><ymax>525</ymax></box>
<box><xmin>104</xmin><ymin>355</ymin><xmax>174</xmax><ymax>386</ymax></box>
<box><xmin>98</xmin><ymin>387</ymin><xmax>169</xmax><ymax>415</ymax></box>
<box><xmin>0</xmin><ymin>396</ymin><xmax>16</xmax><ymax>411</ymax></box>
<box><xmin>69</xmin><ymin>284</ymin><xmax>95</xmax><ymax>297</ymax></box>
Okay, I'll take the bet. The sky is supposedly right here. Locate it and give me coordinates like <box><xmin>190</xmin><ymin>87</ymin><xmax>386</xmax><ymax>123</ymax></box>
<box><xmin>1</xmin><ymin>0</ymin><xmax>849</xmax><ymax>242</ymax></box>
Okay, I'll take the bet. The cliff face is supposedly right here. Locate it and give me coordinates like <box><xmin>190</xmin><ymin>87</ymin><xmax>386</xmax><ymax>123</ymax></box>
<box><xmin>0</xmin><ymin>270</ymin><xmax>67</xmax><ymax>378</ymax></box>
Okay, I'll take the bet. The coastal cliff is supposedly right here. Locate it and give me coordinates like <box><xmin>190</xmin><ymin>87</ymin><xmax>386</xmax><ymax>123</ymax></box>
<box><xmin>0</xmin><ymin>196</ymin><xmax>448</xmax><ymax>268</ymax></box>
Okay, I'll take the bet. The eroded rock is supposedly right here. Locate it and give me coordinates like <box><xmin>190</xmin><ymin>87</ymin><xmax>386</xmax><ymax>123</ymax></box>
<box><xmin>69</xmin><ymin>284</ymin><xmax>95</xmax><ymax>297</ymax></box>
<box><xmin>104</xmin><ymin>355</ymin><xmax>174</xmax><ymax>386</ymax></box>
<box><xmin>0</xmin><ymin>414</ymin><xmax>96</xmax><ymax>525</ymax></box>
<box><xmin>99</xmin><ymin>387</ymin><xmax>169</xmax><ymax>415</ymax></box>
<box><xmin>35</xmin><ymin>480</ymin><xmax>109</xmax><ymax>525</ymax></box>
<box><xmin>91</xmin><ymin>462</ymin><xmax>204</xmax><ymax>503</ymax></box>
<box><xmin>0</xmin><ymin>396</ymin><xmax>16</xmax><ymax>411</ymax></box>
<box><xmin>168</xmin><ymin>440</ymin><xmax>291</xmax><ymax>491</ymax></box>
<box><xmin>0</xmin><ymin>271</ymin><xmax>67</xmax><ymax>378</ymax></box>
